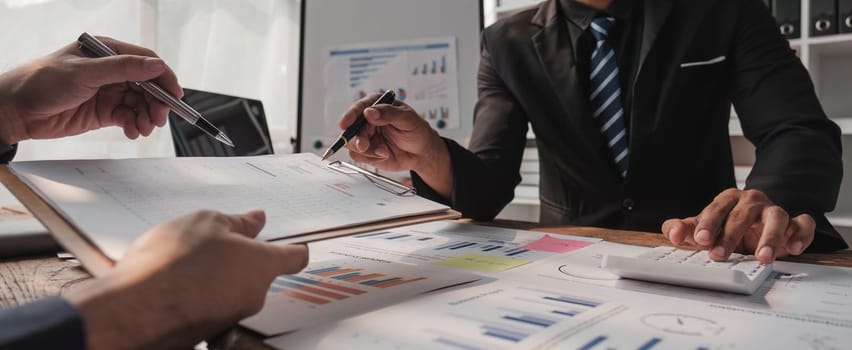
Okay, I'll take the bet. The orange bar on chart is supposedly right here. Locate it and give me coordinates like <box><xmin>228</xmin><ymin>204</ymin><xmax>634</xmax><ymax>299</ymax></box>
<box><xmin>297</xmin><ymin>285</ymin><xmax>349</xmax><ymax>300</ymax></box>
<box><xmin>282</xmin><ymin>290</ymin><xmax>330</xmax><ymax>305</ymax></box>
<box><xmin>314</xmin><ymin>281</ymin><xmax>367</xmax><ymax>295</ymax></box>
<box><xmin>316</xmin><ymin>268</ymin><xmax>361</xmax><ymax>277</ymax></box>
<box><xmin>344</xmin><ymin>273</ymin><xmax>385</xmax><ymax>283</ymax></box>
<box><xmin>374</xmin><ymin>277</ymin><xmax>427</xmax><ymax>288</ymax></box>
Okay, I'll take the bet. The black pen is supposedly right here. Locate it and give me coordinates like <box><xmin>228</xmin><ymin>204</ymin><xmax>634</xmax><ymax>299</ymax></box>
<box><xmin>321</xmin><ymin>89</ymin><xmax>396</xmax><ymax>161</ymax></box>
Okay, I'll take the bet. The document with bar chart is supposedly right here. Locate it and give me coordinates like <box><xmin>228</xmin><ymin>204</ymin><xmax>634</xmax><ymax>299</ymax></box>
<box><xmin>322</xmin><ymin>36</ymin><xmax>460</xmax><ymax>131</ymax></box>
<box><xmin>9</xmin><ymin>153</ymin><xmax>452</xmax><ymax>260</ymax></box>
<box><xmin>268</xmin><ymin>278</ymin><xmax>852</xmax><ymax>350</ymax></box>
<box><xmin>308</xmin><ymin>221</ymin><xmax>600</xmax><ymax>274</ymax></box>
<box><xmin>240</xmin><ymin>258</ymin><xmax>478</xmax><ymax>336</ymax></box>
<box><xmin>268</xmin><ymin>280</ymin><xmax>612</xmax><ymax>349</ymax></box>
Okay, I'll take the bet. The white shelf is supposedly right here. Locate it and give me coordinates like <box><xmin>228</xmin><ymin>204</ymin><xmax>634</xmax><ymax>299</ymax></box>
<box><xmin>827</xmin><ymin>214</ymin><xmax>852</xmax><ymax>228</ymax></box>
<box><xmin>729</xmin><ymin>117</ymin><xmax>852</xmax><ymax>136</ymax></box>
<box><xmin>803</xmin><ymin>33</ymin><xmax>852</xmax><ymax>55</ymax></box>
<box><xmin>509</xmin><ymin>198</ymin><xmax>540</xmax><ymax>206</ymax></box>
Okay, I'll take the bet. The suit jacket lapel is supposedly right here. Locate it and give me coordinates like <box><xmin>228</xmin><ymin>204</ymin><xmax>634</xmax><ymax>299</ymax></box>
<box><xmin>627</xmin><ymin>0</ymin><xmax>674</xmax><ymax>156</ymax></box>
<box><xmin>531</xmin><ymin>0</ymin><xmax>609</xmax><ymax>160</ymax></box>
<box><xmin>630</xmin><ymin>0</ymin><xmax>716</xmax><ymax>142</ymax></box>
<box><xmin>635</xmin><ymin>0</ymin><xmax>673</xmax><ymax>79</ymax></box>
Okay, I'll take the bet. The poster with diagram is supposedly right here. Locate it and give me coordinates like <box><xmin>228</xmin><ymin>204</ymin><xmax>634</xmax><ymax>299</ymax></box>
<box><xmin>323</xmin><ymin>36</ymin><xmax>460</xmax><ymax>131</ymax></box>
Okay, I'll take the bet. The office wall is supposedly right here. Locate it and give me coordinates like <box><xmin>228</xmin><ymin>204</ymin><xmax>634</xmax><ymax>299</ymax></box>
<box><xmin>156</xmin><ymin>0</ymin><xmax>300</xmax><ymax>153</ymax></box>
<box><xmin>0</xmin><ymin>0</ymin><xmax>301</xmax><ymax>160</ymax></box>
<box><xmin>0</xmin><ymin>0</ymin><xmax>169</xmax><ymax>161</ymax></box>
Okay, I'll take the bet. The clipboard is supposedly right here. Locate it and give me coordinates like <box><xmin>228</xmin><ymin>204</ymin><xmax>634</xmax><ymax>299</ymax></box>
<box><xmin>0</xmin><ymin>166</ymin><xmax>113</xmax><ymax>276</ymax></box>
<box><xmin>0</xmin><ymin>159</ymin><xmax>460</xmax><ymax>276</ymax></box>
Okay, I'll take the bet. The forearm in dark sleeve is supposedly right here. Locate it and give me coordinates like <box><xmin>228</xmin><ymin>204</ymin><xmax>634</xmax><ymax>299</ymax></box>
<box><xmin>413</xmin><ymin>136</ymin><xmax>524</xmax><ymax>221</ymax></box>
<box><xmin>0</xmin><ymin>296</ymin><xmax>86</xmax><ymax>350</ymax></box>
<box><xmin>0</xmin><ymin>142</ymin><xmax>16</xmax><ymax>164</ymax></box>
<box><xmin>731</xmin><ymin>0</ymin><xmax>846</xmax><ymax>251</ymax></box>
<box><xmin>413</xmin><ymin>37</ymin><xmax>527</xmax><ymax>220</ymax></box>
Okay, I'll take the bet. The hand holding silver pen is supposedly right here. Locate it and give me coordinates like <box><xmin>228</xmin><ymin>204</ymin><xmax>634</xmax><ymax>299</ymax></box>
<box><xmin>77</xmin><ymin>32</ymin><xmax>234</xmax><ymax>147</ymax></box>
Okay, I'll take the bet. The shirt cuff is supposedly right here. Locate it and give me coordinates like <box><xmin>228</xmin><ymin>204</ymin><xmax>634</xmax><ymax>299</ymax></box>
<box><xmin>0</xmin><ymin>142</ymin><xmax>17</xmax><ymax>164</ymax></box>
<box><xmin>0</xmin><ymin>296</ymin><xmax>86</xmax><ymax>350</ymax></box>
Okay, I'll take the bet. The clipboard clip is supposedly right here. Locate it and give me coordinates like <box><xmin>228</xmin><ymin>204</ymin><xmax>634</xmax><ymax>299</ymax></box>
<box><xmin>328</xmin><ymin>161</ymin><xmax>417</xmax><ymax>197</ymax></box>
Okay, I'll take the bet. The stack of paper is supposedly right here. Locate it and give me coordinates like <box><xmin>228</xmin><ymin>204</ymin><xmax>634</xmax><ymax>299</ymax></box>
<box><xmin>9</xmin><ymin>153</ymin><xmax>453</xmax><ymax>260</ymax></box>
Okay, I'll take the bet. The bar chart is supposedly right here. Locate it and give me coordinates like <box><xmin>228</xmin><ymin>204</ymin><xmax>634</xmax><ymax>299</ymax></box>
<box><xmin>305</xmin><ymin>265</ymin><xmax>427</xmax><ymax>288</ymax></box>
<box><xmin>351</xmin><ymin>229</ymin><xmax>540</xmax><ymax>258</ymax></box>
<box><xmin>576</xmin><ymin>335</ymin><xmax>665</xmax><ymax>350</ymax></box>
<box><xmin>268</xmin><ymin>263</ymin><xmax>432</xmax><ymax>306</ymax></box>
<box><xmin>246</xmin><ymin>258</ymin><xmax>478</xmax><ymax>336</ymax></box>
<box><xmin>424</xmin><ymin>285</ymin><xmax>606</xmax><ymax>349</ymax></box>
<box><xmin>323</xmin><ymin>37</ymin><xmax>461</xmax><ymax>130</ymax></box>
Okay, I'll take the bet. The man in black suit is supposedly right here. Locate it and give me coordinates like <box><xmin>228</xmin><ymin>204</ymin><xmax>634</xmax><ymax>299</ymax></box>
<box><xmin>340</xmin><ymin>0</ymin><xmax>848</xmax><ymax>263</ymax></box>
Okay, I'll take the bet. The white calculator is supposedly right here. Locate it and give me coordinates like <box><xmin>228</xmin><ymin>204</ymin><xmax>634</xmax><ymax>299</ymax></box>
<box><xmin>602</xmin><ymin>246</ymin><xmax>773</xmax><ymax>295</ymax></box>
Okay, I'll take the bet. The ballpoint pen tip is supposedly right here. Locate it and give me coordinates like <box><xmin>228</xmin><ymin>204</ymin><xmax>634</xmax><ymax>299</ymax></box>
<box><xmin>321</xmin><ymin>149</ymin><xmax>333</xmax><ymax>161</ymax></box>
<box><xmin>217</xmin><ymin>134</ymin><xmax>235</xmax><ymax>148</ymax></box>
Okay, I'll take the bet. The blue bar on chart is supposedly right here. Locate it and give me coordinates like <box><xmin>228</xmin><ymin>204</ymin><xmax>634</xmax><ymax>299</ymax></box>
<box><xmin>352</xmin><ymin>231</ymin><xmax>390</xmax><ymax>238</ymax></box>
<box><xmin>552</xmin><ymin>309</ymin><xmax>578</xmax><ymax>317</ymax></box>
<box><xmin>503</xmin><ymin>314</ymin><xmax>557</xmax><ymax>327</ymax></box>
<box><xmin>482</xmin><ymin>325</ymin><xmax>529</xmax><ymax>343</ymax></box>
<box><xmin>331</xmin><ymin>273</ymin><xmax>362</xmax><ymax>280</ymax></box>
<box><xmin>505</xmin><ymin>248</ymin><xmax>530</xmax><ymax>257</ymax></box>
<box><xmin>304</xmin><ymin>266</ymin><xmax>341</xmax><ymax>274</ymax></box>
<box><xmin>577</xmin><ymin>335</ymin><xmax>608</xmax><ymax>350</ymax></box>
<box><xmin>361</xmin><ymin>277</ymin><xmax>402</xmax><ymax>286</ymax></box>
<box><xmin>638</xmin><ymin>337</ymin><xmax>662</xmax><ymax>350</ymax></box>
<box><xmin>434</xmin><ymin>337</ymin><xmax>484</xmax><ymax>350</ymax></box>
<box><xmin>384</xmin><ymin>234</ymin><xmax>411</xmax><ymax>240</ymax></box>
<box><xmin>543</xmin><ymin>295</ymin><xmax>601</xmax><ymax>308</ymax></box>
<box><xmin>451</xmin><ymin>242</ymin><xmax>478</xmax><ymax>250</ymax></box>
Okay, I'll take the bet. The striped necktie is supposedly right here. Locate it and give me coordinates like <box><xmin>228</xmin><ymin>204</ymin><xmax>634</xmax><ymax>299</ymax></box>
<box><xmin>589</xmin><ymin>17</ymin><xmax>629</xmax><ymax>178</ymax></box>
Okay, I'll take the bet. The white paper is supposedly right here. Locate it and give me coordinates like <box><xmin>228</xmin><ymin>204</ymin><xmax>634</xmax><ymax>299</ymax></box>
<box><xmin>267</xmin><ymin>227</ymin><xmax>852</xmax><ymax>349</ymax></box>
<box><xmin>515</xmin><ymin>244</ymin><xmax>852</xmax><ymax>328</ymax></box>
<box><xmin>269</xmin><ymin>278</ymin><xmax>852</xmax><ymax>350</ymax></box>
<box><xmin>10</xmin><ymin>153</ymin><xmax>448</xmax><ymax>259</ymax></box>
<box><xmin>241</xmin><ymin>257</ymin><xmax>479</xmax><ymax>336</ymax></box>
<box><xmin>308</xmin><ymin>221</ymin><xmax>600</xmax><ymax>276</ymax></box>
<box><xmin>242</xmin><ymin>222</ymin><xmax>598</xmax><ymax>336</ymax></box>
<box><xmin>323</xmin><ymin>37</ymin><xmax>461</xmax><ymax>131</ymax></box>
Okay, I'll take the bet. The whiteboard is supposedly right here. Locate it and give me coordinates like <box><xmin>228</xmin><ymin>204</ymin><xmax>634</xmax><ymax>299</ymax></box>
<box><xmin>296</xmin><ymin>0</ymin><xmax>483</xmax><ymax>153</ymax></box>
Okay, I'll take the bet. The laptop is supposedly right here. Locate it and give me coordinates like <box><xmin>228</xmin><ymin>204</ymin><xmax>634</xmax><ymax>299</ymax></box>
<box><xmin>168</xmin><ymin>89</ymin><xmax>275</xmax><ymax>157</ymax></box>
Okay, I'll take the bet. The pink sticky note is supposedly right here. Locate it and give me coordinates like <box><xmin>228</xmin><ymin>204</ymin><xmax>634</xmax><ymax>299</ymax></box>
<box><xmin>521</xmin><ymin>235</ymin><xmax>594</xmax><ymax>253</ymax></box>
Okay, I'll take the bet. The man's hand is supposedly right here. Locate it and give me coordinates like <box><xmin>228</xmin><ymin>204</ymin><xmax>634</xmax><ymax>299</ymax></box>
<box><xmin>340</xmin><ymin>93</ymin><xmax>454</xmax><ymax>197</ymax></box>
<box><xmin>66</xmin><ymin>210</ymin><xmax>309</xmax><ymax>350</ymax></box>
<box><xmin>0</xmin><ymin>36</ymin><xmax>182</xmax><ymax>144</ymax></box>
<box><xmin>663</xmin><ymin>188</ymin><xmax>814</xmax><ymax>264</ymax></box>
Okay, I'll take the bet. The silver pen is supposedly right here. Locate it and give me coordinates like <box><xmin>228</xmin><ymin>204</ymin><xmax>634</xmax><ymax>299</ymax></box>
<box><xmin>77</xmin><ymin>32</ymin><xmax>234</xmax><ymax>148</ymax></box>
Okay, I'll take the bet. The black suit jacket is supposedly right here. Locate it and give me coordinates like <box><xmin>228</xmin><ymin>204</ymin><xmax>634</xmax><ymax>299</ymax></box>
<box><xmin>413</xmin><ymin>0</ymin><xmax>848</xmax><ymax>251</ymax></box>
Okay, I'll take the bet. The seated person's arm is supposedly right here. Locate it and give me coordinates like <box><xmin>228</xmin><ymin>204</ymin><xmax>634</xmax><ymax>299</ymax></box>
<box><xmin>0</xmin><ymin>36</ymin><xmax>182</xmax><ymax>146</ymax></box>
<box><xmin>0</xmin><ymin>210</ymin><xmax>308</xmax><ymax>350</ymax></box>
<box><xmin>664</xmin><ymin>0</ymin><xmax>846</xmax><ymax>263</ymax></box>
<box><xmin>0</xmin><ymin>37</ymin><xmax>308</xmax><ymax>349</ymax></box>
<box><xmin>339</xmin><ymin>35</ymin><xmax>528</xmax><ymax>221</ymax></box>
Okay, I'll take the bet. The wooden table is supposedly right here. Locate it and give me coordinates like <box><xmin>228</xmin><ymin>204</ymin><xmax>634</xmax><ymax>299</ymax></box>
<box><xmin>2</xmin><ymin>222</ymin><xmax>851</xmax><ymax>349</ymax></box>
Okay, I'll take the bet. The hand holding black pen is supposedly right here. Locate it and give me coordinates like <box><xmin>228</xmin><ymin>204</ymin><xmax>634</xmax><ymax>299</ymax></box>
<box><xmin>77</xmin><ymin>32</ymin><xmax>234</xmax><ymax>148</ymax></box>
<box><xmin>322</xmin><ymin>89</ymin><xmax>396</xmax><ymax>161</ymax></box>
